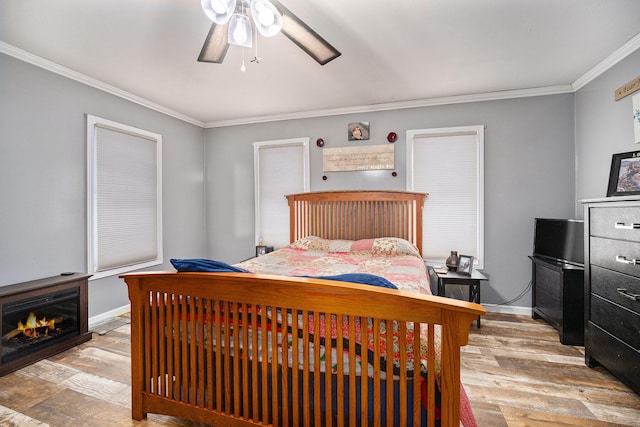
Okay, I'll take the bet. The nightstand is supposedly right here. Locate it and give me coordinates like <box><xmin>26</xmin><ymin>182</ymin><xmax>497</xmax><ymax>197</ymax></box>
<box><xmin>433</xmin><ymin>268</ymin><xmax>487</xmax><ymax>328</ymax></box>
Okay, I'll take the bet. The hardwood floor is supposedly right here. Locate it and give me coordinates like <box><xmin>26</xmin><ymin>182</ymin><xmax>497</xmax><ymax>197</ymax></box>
<box><xmin>463</xmin><ymin>313</ymin><xmax>640</xmax><ymax>426</ymax></box>
<box><xmin>0</xmin><ymin>312</ymin><xmax>638</xmax><ymax>426</ymax></box>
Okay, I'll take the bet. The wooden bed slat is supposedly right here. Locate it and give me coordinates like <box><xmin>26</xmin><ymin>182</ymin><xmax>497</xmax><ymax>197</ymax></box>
<box><xmin>361</xmin><ymin>316</ymin><xmax>369</xmax><ymax>427</ymax></box>
<box><xmin>325</xmin><ymin>313</ymin><xmax>333</xmax><ymax>427</ymax></box>
<box><xmin>313</xmin><ymin>311</ymin><xmax>321</xmax><ymax>427</ymax></box>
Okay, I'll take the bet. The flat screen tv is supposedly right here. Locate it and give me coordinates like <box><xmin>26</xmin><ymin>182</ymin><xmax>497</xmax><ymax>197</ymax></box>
<box><xmin>533</xmin><ymin>218</ymin><xmax>584</xmax><ymax>267</ymax></box>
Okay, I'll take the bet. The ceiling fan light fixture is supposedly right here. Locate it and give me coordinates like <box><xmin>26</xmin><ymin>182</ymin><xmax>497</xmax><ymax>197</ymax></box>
<box><xmin>250</xmin><ymin>0</ymin><xmax>283</xmax><ymax>37</ymax></box>
<box><xmin>201</xmin><ymin>0</ymin><xmax>236</xmax><ymax>24</ymax></box>
<box><xmin>228</xmin><ymin>12</ymin><xmax>253</xmax><ymax>48</ymax></box>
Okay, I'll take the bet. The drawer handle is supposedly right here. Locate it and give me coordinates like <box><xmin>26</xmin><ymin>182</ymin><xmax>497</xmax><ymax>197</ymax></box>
<box><xmin>615</xmin><ymin>255</ymin><xmax>640</xmax><ymax>265</ymax></box>
<box><xmin>615</xmin><ymin>222</ymin><xmax>640</xmax><ymax>230</ymax></box>
<box><xmin>617</xmin><ymin>288</ymin><xmax>640</xmax><ymax>302</ymax></box>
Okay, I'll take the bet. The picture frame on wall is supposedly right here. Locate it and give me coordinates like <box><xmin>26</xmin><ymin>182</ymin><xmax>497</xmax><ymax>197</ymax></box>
<box><xmin>607</xmin><ymin>150</ymin><xmax>640</xmax><ymax>197</ymax></box>
<box><xmin>457</xmin><ymin>255</ymin><xmax>474</xmax><ymax>276</ymax></box>
<box><xmin>348</xmin><ymin>122</ymin><xmax>370</xmax><ymax>141</ymax></box>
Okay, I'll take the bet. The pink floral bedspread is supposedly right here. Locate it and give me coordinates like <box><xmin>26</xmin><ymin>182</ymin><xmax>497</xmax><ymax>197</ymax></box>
<box><xmin>237</xmin><ymin>236</ymin><xmax>431</xmax><ymax>295</ymax></box>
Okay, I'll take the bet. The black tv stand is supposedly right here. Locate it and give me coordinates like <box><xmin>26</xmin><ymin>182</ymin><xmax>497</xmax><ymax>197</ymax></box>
<box><xmin>530</xmin><ymin>256</ymin><xmax>584</xmax><ymax>345</ymax></box>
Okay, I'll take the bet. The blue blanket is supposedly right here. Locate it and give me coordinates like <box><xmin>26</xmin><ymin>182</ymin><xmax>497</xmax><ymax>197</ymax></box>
<box><xmin>170</xmin><ymin>258</ymin><xmax>397</xmax><ymax>290</ymax></box>
<box><xmin>303</xmin><ymin>273</ymin><xmax>398</xmax><ymax>289</ymax></box>
<box><xmin>170</xmin><ymin>258</ymin><xmax>249</xmax><ymax>273</ymax></box>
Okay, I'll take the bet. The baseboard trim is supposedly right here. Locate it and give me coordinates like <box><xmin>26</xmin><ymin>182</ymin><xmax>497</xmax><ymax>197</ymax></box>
<box><xmin>88</xmin><ymin>304</ymin><xmax>131</xmax><ymax>330</ymax></box>
<box><xmin>482</xmin><ymin>304</ymin><xmax>531</xmax><ymax>316</ymax></box>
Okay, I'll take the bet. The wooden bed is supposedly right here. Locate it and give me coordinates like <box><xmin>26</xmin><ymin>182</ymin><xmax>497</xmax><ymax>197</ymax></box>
<box><xmin>122</xmin><ymin>190</ymin><xmax>484</xmax><ymax>427</ymax></box>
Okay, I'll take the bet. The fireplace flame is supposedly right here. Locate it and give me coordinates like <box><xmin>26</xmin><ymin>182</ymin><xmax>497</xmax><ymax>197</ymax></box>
<box><xmin>16</xmin><ymin>312</ymin><xmax>56</xmax><ymax>338</ymax></box>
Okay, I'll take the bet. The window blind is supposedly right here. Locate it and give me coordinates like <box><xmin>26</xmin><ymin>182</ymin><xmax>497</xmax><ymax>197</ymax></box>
<box><xmin>255</xmin><ymin>141</ymin><xmax>308</xmax><ymax>248</ymax></box>
<box><xmin>412</xmin><ymin>133</ymin><xmax>480</xmax><ymax>264</ymax></box>
<box><xmin>87</xmin><ymin>115</ymin><xmax>162</xmax><ymax>278</ymax></box>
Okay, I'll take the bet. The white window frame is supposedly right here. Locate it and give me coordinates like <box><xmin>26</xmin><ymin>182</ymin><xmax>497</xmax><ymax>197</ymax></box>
<box><xmin>86</xmin><ymin>115</ymin><xmax>163</xmax><ymax>280</ymax></box>
<box><xmin>406</xmin><ymin>125</ymin><xmax>485</xmax><ymax>269</ymax></box>
<box><xmin>253</xmin><ymin>137</ymin><xmax>310</xmax><ymax>248</ymax></box>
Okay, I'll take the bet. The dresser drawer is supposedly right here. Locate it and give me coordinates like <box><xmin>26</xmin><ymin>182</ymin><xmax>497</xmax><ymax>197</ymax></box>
<box><xmin>586</xmin><ymin>322</ymin><xmax>640</xmax><ymax>393</ymax></box>
<box><xmin>591</xmin><ymin>266</ymin><xmax>640</xmax><ymax>315</ymax></box>
<box><xmin>591</xmin><ymin>294</ymin><xmax>640</xmax><ymax>350</ymax></box>
<box><xmin>590</xmin><ymin>206</ymin><xmax>640</xmax><ymax>241</ymax></box>
<box><xmin>590</xmin><ymin>236</ymin><xmax>640</xmax><ymax>277</ymax></box>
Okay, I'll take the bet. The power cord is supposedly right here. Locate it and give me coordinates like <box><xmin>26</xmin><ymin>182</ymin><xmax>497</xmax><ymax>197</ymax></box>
<box><xmin>495</xmin><ymin>280</ymin><xmax>532</xmax><ymax>306</ymax></box>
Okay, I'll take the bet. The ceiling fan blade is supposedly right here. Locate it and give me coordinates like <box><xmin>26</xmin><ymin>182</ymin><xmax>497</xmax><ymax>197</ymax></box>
<box><xmin>198</xmin><ymin>22</ymin><xmax>230</xmax><ymax>63</ymax></box>
<box><xmin>271</xmin><ymin>0</ymin><xmax>341</xmax><ymax>66</ymax></box>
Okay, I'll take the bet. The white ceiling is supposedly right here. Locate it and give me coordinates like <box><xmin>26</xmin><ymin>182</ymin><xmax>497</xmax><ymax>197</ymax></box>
<box><xmin>1</xmin><ymin>0</ymin><xmax>639</xmax><ymax>127</ymax></box>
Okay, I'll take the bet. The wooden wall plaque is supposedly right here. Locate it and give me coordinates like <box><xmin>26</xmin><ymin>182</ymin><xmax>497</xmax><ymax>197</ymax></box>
<box><xmin>323</xmin><ymin>144</ymin><xmax>394</xmax><ymax>172</ymax></box>
<box><xmin>615</xmin><ymin>76</ymin><xmax>640</xmax><ymax>101</ymax></box>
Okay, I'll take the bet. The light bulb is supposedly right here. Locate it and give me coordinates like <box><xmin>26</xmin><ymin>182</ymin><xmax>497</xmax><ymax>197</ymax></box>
<box><xmin>228</xmin><ymin>13</ymin><xmax>252</xmax><ymax>47</ymax></box>
<box><xmin>201</xmin><ymin>0</ymin><xmax>236</xmax><ymax>24</ymax></box>
<box><xmin>255</xmin><ymin>3</ymin><xmax>274</xmax><ymax>26</ymax></box>
<box><xmin>240</xmin><ymin>61</ymin><xmax>246</xmax><ymax>72</ymax></box>
<box><xmin>250</xmin><ymin>0</ymin><xmax>282</xmax><ymax>37</ymax></box>
<box><xmin>233</xmin><ymin>20</ymin><xmax>248</xmax><ymax>44</ymax></box>
<box><xmin>210</xmin><ymin>0</ymin><xmax>227</xmax><ymax>14</ymax></box>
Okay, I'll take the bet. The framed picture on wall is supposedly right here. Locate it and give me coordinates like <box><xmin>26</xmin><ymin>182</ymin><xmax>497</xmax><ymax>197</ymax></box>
<box><xmin>348</xmin><ymin>122</ymin><xmax>370</xmax><ymax>141</ymax></box>
<box><xmin>607</xmin><ymin>150</ymin><xmax>640</xmax><ymax>197</ymax></box>
<box><xmin>457</xmin><ymin>255</ymin><xmax>474</xmax><ymax>275</ymax></box>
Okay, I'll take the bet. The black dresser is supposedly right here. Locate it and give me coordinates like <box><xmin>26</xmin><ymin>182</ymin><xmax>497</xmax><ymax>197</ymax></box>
<box><xmin>583</xmin><ymin>197</ymin><xmax>640</xmax><ymax>394</ymax></box>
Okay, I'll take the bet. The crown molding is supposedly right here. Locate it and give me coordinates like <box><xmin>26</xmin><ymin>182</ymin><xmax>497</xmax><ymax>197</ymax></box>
<box><xmin>572</xmin><ymin>32</ymin><xmax>640</xmax><ymax>91</ymax></box>
<box><xmin>204</xmin><ymin>85</ymin><xmax>575</xmax><ymax>128</ymax></box>
<box><xmin>3</xmin><ymin>32</ymin><xmax>639</xmax><ymax>130</ymax></box>
<box><xmin>0</xmin><ymin>41</ymin><xmax>204</xmax><ymax>127</ymax></box>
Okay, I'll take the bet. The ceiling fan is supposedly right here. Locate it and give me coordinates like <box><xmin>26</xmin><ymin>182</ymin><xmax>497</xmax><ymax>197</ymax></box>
<box><xmin>198</xmin><ymin>0</ymin><xmax>341</xmax><ymax>66</ymax></box>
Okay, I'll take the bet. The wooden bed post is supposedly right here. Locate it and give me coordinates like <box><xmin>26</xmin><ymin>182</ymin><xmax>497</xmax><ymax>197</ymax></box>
<box><xmin>126</xmin><ymin>277</ymin><xmax>146</xmax><ymax>421</ymax></box>
<box><xmin>415</xmin><ymin>195</ymin><xmax>424</xmax><ymax>257</ymax></box>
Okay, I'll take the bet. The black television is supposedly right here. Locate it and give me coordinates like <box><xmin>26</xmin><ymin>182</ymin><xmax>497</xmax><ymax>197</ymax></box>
<box><xmin>533</xmin><ymin>218</ymin><xmax>584</xmax><ymax>267</ymax></box>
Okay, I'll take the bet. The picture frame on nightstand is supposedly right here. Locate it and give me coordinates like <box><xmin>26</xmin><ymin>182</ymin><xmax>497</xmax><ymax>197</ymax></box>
<box><xmin>256</xmin><ymin>245</ymin><xmax>274</xmax><ymax>257</ymax></box>
<box><xmin>457</xmin><ymin>255</ymin><xmax>474</xmax><ymax>275</ymax></box>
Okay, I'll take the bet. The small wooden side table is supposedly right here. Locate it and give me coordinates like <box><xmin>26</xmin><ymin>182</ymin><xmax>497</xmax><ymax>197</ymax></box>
<box><xmin>435</xmin><ymin>269</ymin><xmax>487</xmax><ymax>328</ymax></box>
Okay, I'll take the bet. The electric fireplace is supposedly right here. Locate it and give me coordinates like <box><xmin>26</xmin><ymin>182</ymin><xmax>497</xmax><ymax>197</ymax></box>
<box><xmin>0</xmin><ymin>273</ymin><xmax>91</xmax><ymax>376</ymax></box>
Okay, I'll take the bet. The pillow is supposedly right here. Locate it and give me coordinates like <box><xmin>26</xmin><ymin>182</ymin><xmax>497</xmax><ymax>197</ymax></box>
<box><xmin>371</xmin><ymin>237</ymin><xmax>420</xmax><ymax>256</ymax></box>
<box><xmin>289</xmin><ymin>236</ymin><xmax>420</xmax><ymax>256</ymax></box>
<box><xmin>288</xmin><ymin>236</ymin><xmax>325</xmax><ymax>250</ymax></box>
<box><xmin>305</xmin><ymin>273</ymin><xmax>398</xmax><ymax>290</ymax></box>
<box><xmin>170</xmin><ymin>258</ymin><xmax>249</xmax><ymax>273</ymax></box>
<box><xmin>289</xmin><ymin>236</ymin><xmax>355</xmax><ymax>252</ymax></box>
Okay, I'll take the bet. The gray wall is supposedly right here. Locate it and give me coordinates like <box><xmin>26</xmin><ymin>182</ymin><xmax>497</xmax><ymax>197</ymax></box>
<box><xmin>576</xmin><ymin>49</ymin><xmax>640</xmax><ymax>206</ymax></box>
<box><xmin>0</xmin><ymin>53</ymin><xmax>206</xmax><ymax>318</ymax></box>
<box><xmin>205</xmin><ymin>94</ymin><xmax>576</xmax><ymax>308</ymax></box>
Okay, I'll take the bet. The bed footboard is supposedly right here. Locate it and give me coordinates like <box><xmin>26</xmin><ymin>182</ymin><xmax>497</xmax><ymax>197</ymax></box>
<box><xmin>123</xmin><ymin>272</ymin><xmax>484</xmax><ymax>427</ymax></box>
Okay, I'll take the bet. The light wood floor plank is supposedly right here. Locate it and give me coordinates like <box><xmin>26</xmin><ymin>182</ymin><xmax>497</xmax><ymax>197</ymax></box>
<box><xmin>0</xmin><ymin>404</ymin><xmax>50</xmax><ymax>426</ymax></box>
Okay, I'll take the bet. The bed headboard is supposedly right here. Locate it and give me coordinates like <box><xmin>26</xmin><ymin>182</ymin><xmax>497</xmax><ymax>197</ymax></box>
<box><xmin>286</xmin><ymin>190</ymin><xmax>427</xmax><ymax>255</ymax></box>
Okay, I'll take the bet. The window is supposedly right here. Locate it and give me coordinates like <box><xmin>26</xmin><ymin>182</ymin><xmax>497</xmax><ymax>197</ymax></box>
<box><xmin>87</xmin><ymin>115</ymin><xmax>163</xmax><ymax>279</ymax></box>
<box><xmin>254</xmin><ymin>138</ymin><xmax>310</xmax><ymax>249</ymax></box>
<box><xmin>406</xmin><ymin>125</ymin><xmax>484</xmax><ymax>269</ymax></box>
